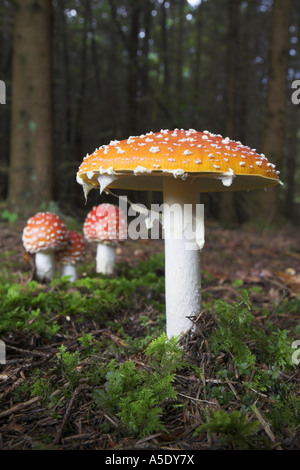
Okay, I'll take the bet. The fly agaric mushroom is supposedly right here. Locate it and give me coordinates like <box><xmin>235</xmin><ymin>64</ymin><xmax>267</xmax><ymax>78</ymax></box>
<box><xmin>76</xmin><ymin>129</ymin><xmax>281</xmax><ymax>338</ymax></box>
<box><xmin>22</xmin><ymin>212</ymin><xmax>68</xmax><ymax>282</ymax></box>
<box><xmin>83</xmin><ymin>204</ymin><xmax>127</xmax><ymax>275</ymax></box>
<box><xmin>55</xmin><ymin>231</ymin><xmax>86</xmax><ymax>282</ymax></box>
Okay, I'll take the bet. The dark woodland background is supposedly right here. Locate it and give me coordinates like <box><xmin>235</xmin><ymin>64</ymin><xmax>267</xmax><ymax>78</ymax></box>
<box><xmin>0</xmin><ymin>0</ymin><xmax>299</xmax><ymax>227</ymax></box>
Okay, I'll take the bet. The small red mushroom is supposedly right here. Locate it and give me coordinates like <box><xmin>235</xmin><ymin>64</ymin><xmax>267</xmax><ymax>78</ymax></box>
<box><xmin>55</xmin><ymin>231</ymin><xmax>86</xmax><ymax>282</ymax></box>
<box><xmin>83</xmin><ymin>206</ymin><xmax>99</xmax><ymax>244</ymax></box>
<box><xmin>83</xmin><ymin>203</ymin><xmax>127</xmax><ymax>274</ymax></box>
<box><xmin>22</xmin><ymin>212</ymin><xmax>68</xmax><ymax>282</ymax></box>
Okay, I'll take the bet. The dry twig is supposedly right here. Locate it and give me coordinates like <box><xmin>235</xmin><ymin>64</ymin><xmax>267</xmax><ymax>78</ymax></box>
<box><xmin>53</xmin><ymin>384</ymin><xmax>92</xmax><ymax>445</ymax></box>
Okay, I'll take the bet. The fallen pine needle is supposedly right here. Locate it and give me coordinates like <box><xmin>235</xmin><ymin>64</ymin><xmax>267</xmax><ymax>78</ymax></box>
<box><xmin>53</xmin><ymin>384</ymin><xmax>91</xmax><ymax>445</ymax></box>
<box><xmin>251</xmin><ymin>403</ymin><xmax>282</xmax><ymax>450</ymax></box>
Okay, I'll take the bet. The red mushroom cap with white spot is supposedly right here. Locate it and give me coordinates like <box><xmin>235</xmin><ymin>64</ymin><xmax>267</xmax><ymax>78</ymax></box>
<box><xmin>55</xmin><ymin>231</ymin><xmax>86</xmax><ymax>265</ymax></box>
<box><xmin>76</xmin><ymin>129</ymin><xmax>281</xmax><ymax>194</ymax></box>
<box><xmin>83</xmin><ymin>204</ymin><xmax>127</xmax><ymax>243</ymax></box>
<box><xmin>83</xmin><ymin>206</ymin><xmax>100</xmax><ymax>242</ymax></box>
<box><xmin>22</xmin><ymin>212</ymin><xmax>68</xmax><ymax>254</ymax></box>
<box><xmin>95</xmin><ymin>203</ymin><xmax>127</xmax><ymax>243</ymax></box>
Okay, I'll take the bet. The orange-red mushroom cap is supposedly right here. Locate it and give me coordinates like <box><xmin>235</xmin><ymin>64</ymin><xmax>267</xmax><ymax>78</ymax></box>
<box><xmin>55</xmin><ymin>231</ymin><xmax>86</xmax><ymax>265</ymax></box>
<box><xmin>76</xmin><ymin>129</ymin><xmax>281</xmax><ymax>194</ymax></box>
<box><xmin>22</xmin><ymin>212</ymin><xmax>68</xmax><ymax>254</ymax></box>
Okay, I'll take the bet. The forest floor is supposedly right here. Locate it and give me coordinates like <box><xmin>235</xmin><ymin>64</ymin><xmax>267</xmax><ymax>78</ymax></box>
<box><xmin>0</xmin><ymin>216</ymin><xmax>300</xmax><ymax>451</ymax></box>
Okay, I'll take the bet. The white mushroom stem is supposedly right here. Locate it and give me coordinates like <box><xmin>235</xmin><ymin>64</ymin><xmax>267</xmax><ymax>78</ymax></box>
<box><xmin>163</xmin><ymin>177</ymin><xmax>203</xmax><ymax>338</ymax></box>
<box><xmin>96</xmin><ymin>243</ymin><xmax>116</xmax><ymax>275</ymax></box>
<box><xmin>61</xmin><ymin>264</ymin><xmax>77</xmax><ymax>282</ymax></box>
<box><xmin>35</xmin><ymin>251</ymin><xmax>56</xmax><ymax>282</ymax></box>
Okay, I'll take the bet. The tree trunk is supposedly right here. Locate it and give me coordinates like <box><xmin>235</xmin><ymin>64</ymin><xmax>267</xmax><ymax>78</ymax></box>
<box><xmin>220</xmin><ymin>0</ymin><xmax>240</xmax><ymax>227</ymax></box>
<box><xmin>191</xmin><ymin>2</ymin><xmax>203</xmax><ymax>128</ymax></box>
<box><xmin>175</xmin><ymin>0</ymin><xmax>185</xmax><ymax>124</ymax></box>
<box><xmin>73</xmin><ymin>0</ymin><xmax>88</xmax><ymax>184</ymax></box>
<box><xmin>0</xmin><ymin>5</ymin><xmax>12</xmax><ymax>200</ymax></box>
<box><xmin>127</xmin><ymin>0</ymin><xmax>141</xmax><ymax>136</ymax></box>
<box><xmin>284</xmin><ymin>103</ymin><xmax>298</xmax><ymax>223</ymax></box>
<box><xmin>139</xmin><ymin>0</ymin><xmax>152</xmax><ymax>131</ymax></box>
<box><xmin>8</xmin><ymin>0</ymin><xmax>53</xmax><ymax>213</ymax></box>
<box><xmin>59</xmin><ymin>0</ymin><xmax>72</xmax><ymax>146</ymax></box>
<box><xmin>254</xmin><ymin>0</ymin><xmax>292</xmax><ymax>225</ymax></box>
<box><xmin>160</xmin><ymin>1</ymin><xmax>169</xmax><ymax>97</ymax></box>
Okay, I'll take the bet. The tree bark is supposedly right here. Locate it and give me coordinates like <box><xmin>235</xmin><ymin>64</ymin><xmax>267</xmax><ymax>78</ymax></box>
<box><xmin>158</xmin><ymin>0</ymin><xmax>171</xmax><ymax>126</ymax></box>
<box><xmin>127</xmin><ymin>0</ymin><xmax>141</xmax><ymax>136</ymax></box>
<box><xmin>8</xmin><ymin>0</ymin><xmax>54</xmax><ymax>213</ymax></box>
<box><xmin>139</xmin><ymin>0</ymin><xmax>152</xmax><ymax>130</ymax></box>
<box><xmin>191</xmin><ymin>2</ymin><xmax>203</xmax><ymax>128</ymax></box>
<box><xmin>254</xmin><ymin>0</ymin><xmax>292</xmax><ymax>225</ymax></box>
<box><xmin>175</xmin><ymin>0</ymin><xmax>185</xmax><ymax>123</ymax></box>
<box><xmin>284</xmin><ymin>103</ymin><xmax>298</xmax><ymax>223</ymax></box>
<box><xmin>220</xmin><ymin>0</ymin><xmax>240</xmax><ymax>227</ymax></box>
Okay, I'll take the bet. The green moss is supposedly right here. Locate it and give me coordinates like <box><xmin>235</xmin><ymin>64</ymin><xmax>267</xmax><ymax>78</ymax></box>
<box><xmin>194</xmin><ymin>409</ymin><xmax>260</xmax><ymax>449</ymax></box>
<box><xmin>1</xmin><ymin>251</ymin><xmax>299</xmax><ymax>447</ymax></box>
<box><xmin>93</xmin><ymin>333</ymin><xmax>186</xmax><ymax>437</ymax></box>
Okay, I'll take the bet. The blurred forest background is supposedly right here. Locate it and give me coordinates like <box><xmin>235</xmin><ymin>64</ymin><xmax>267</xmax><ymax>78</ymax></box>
<box><xmin>0</xmin><ymin>0</ymin><xmax>299</xmax><ymax>227</ymax></box>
